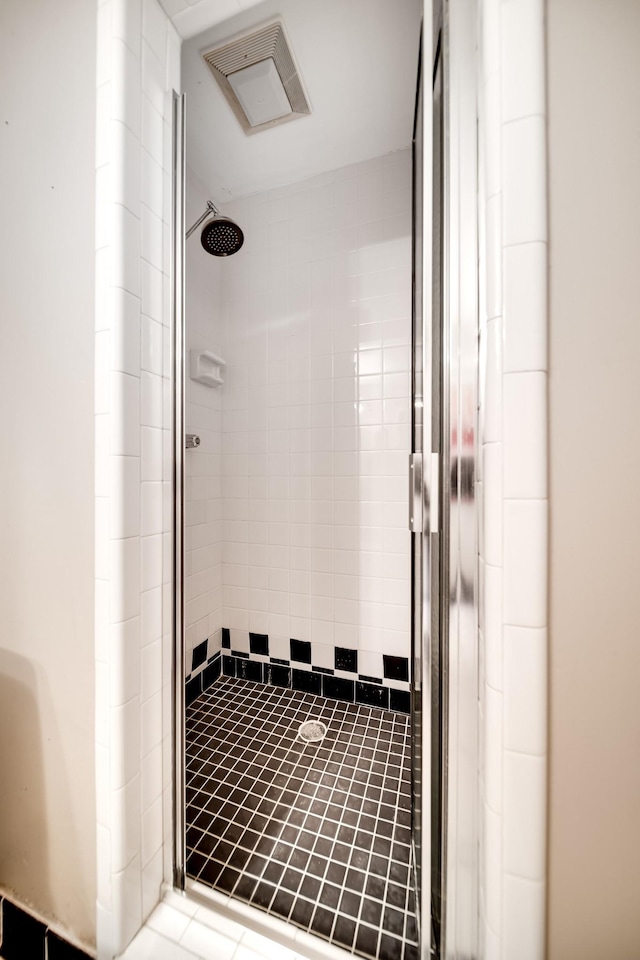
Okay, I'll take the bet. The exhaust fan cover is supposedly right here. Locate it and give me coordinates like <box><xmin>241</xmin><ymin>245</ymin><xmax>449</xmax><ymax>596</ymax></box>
<box><xmin>202</xmin><ymin>20</ymin><xmax>311</xmax><ymax>136</ymax></box>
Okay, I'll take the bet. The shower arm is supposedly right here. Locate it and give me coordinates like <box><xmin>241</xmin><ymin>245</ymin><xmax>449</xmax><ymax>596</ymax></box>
<box><xmin>186</xmin><ymin>200</ymin><xmax>220</xmax><ymax>239</ymax></box>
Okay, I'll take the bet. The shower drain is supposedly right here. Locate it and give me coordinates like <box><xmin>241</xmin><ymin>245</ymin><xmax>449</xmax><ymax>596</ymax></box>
<box><xmin>298</xmin><ymin>719</ymin><xmax>327</xmax><ymax>743</ymax></box>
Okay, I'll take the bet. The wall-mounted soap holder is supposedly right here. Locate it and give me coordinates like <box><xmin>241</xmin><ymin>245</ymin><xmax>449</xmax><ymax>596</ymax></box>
<box><xmin>189</xmin><ymin>349</ymin><xmax>226</xmax><ymax>387</ymax></box>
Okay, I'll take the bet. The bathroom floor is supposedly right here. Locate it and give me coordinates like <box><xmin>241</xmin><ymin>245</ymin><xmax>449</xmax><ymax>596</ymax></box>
<box><xmin>185</xmin><ymin>676</ymin><xmax>418</xmax><ymax>960</ymax></box>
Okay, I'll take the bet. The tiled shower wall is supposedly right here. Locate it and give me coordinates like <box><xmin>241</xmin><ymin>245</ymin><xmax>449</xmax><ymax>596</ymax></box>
<box><xmin>477</xmin><ymin>0</ymin><xmax>548</xmax><ymax>957</ymax></box>
<box><xmin>184</xmin><ymin>168</ymin><xmax>223</xmax><ymax>676</ymax></box>
<box><xmin>214</xmin><ymin>151</ymin><xmax>413</xmax><ymax>683</ymax></box>
<box><xmin>94</xmin><ymin>0</ymin><xmax>179</xmax><ymax>955</ymax></box>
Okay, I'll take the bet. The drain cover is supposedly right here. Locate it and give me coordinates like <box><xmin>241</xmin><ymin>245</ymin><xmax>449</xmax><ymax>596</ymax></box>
<box><xmin>298</xmin><ymin>719</ymin><xmax>327</xmax><ymax>743</ymax></box>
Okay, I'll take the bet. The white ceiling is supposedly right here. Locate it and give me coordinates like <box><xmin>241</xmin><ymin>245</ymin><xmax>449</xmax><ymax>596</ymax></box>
<box><xmin>160</xmin><ymin>0</ymin><xmax>268</xmax><ymax>43</ymax></box>
<box><xmin>178</xmin><ymin>0</ymin><xmax>422</xmax><ymax>200</ymax></box>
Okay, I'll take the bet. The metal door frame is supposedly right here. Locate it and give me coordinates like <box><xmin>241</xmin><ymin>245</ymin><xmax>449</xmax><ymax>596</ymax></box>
<box><xmin>414</xmin><ymin>1</ymin><xmax>479</xmax><ymax>957</ymax></box>
<box><xmin>170</xmin><ymin>4</ymin><xmax>480</xmax><ymax>952</ymax></box>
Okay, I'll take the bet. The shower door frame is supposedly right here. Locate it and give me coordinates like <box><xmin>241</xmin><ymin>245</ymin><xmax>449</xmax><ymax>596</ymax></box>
<box><xmin>439</xmin><ymin>0</ymin><xmax>480</xmax><ymax>956</ymax></box>
<box><xmin>413</xmin><ymin>0</ymin><xmax>479</xmax><ymax>957</ymax></box>
<box><xmin>169</xmin><ymin>1</ymin><xmax>480</xmax><ymax>953</ymax></box>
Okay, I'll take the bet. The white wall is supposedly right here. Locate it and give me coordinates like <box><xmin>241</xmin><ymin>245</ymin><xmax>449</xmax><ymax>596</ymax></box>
<box><xmin>547</xmin><ymin>2</ymin><xmax>640</xmax><ymax>956</ymax></box>
<box><xmin>184</xmin><ymin>168</ymin><xmax>223</xmax><ymax>676</ymax></box>
<box><xmin>218</xmin><ymin>151</ymin><xmax>413</xmax><ymax>679</ymax></box>
<box><xmin>0</xmin><ymin>0</ymin><xmax>97</xmax><ymax>948</ymax></box>
<box><xmin>477</xmin><ymin>1</ymin><xmax>548</xmax><ymax>957</ymax></box>
<box><xmin>94</xmin><ymin>0</ymin><xmax>180</xmax><ymax>955</ymax></box>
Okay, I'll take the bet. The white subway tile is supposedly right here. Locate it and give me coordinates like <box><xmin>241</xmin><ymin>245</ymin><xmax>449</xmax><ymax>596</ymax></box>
<box><xmin>113</xmin><ymin>203</ymin><xmax>141</xmax><ymax>296</ymax></box>
<box><xmin>503</xmin><ymin>241</ymin><xmax>547</xmax><ymax>373</ymax></box>
<box><xmin>502</xmin><ymin>116</ymin><xmax>547</xmax><ymax>246</ymax></box>
<box><xmin>110</xmin><ymin>38</ymin><xmax>142</xmax><ymax>139</ymax></box>
<box><xmin>180</xmin><ymin>919</ymin><xmax>236</xmax><ymax>960</ymax></box>
<box><xmin>112</xmin><ymin>288</ymin><xmax>141</xmax><ymax>376</ymax></box>
<box><xmin>141</xmin><ymin>259</ymin><xmax>163</xmax><ymax>323</ymax></box>
<box><xmin>141</xmin><ymin>587</ymin><xmax>163</xmax><ymax>645</ymax></box>
<box><xmin>147</xmin><ymin>902</ymin><xmax>191</xmax><ymax>942</ymax></box>
<box><xmin>501</xmin><ymin>0</ymin><xmax>545</xmax><ymax>123</ymax></box>
<box><xmin>141</xmin><ymin>371</ymin><xmax>163</xmax><ymax>427</ymax></box>
<box><xmin>110</xmin><ymin>617</ymin><xmax>141</xmax><ymax>706</ymax></box>
<box><xmin>141</xmin><ymin>848</ymin><xmax>164</xmax><ymax>922</ymax></box>
<box><xmin>141</xmin><ymin>743</ymin><xmax>163</xmax><ymax>810</ymax></box>
<box><xmin>503</xmin><ymin>875</ymin><xmax>545</xmax><ymax>960</ymax></box>
<box><xmin>483</xmin><ymin>801</ymin><xmax>502</xmax><ymax>936</ymax></box>
<box><xmin>166</xmin><ymin>26</ymin><xmax>181</xmax><ymax>93</ymax></box>
<box><xmin>96</xmin><ymin>2</ymin><xmax>112</xmax><ymax>88</ymax></box>
<box><xmin>141</xmin><ymin>426</ymin><xmax>163</xmax><ymax>481</ymax></box>
<box><xmin>141</xmin><ymin>204</ymin><xmax>164</xmax><ymax>271</ymax></box>
<box><xmin>484</xmin><ymin>685</ymin><xmax>502</xmax><ymax>814</ymax></box>
<box><xmin>141</xmin><ymin>533</ymin><xmax>163</xmax><ymax>591</ymax></box>
<box><xmin>141</xmin><ymin>690</ymin><xmax>162</xmax><ymax>757</ymax></box>
<box><xmin>112</xmin><ymin>0</ymin><xmax>142</xmax><ymax>56</ymax></box>
<box><xmin>142</xmin><ymin>96</ymin><xmax>164</xmax><ymax>166</ymax></box>
<box><xmin>483</xmin><ymin>921</ymin><xmax>501</xmax><ymax>960</ymax></box>
<box><xmin>483</xmin><ymin>72</ymin><xmax>502</xmax><ymax>200</ymax></box>
<box><xmin>110</xmin><ymin>372</ymin><xmax>140</xmax><ymax>456</ymax></box>
<box><xmin>141</xmin><ymin>794</ymin><xmax>163</xmax><ymax>867</ymax></box>
<box><xmin>124</xmin><ymin>925</ymin><xmax>199</xmax><ymax>959</ymax></box>
<box><xmin>482</xmin><ymin>443</ymin><xmax>503</xmax><ymax>566</ymax></box>
<box><xmin>96</xmin><ymin>330</ymin><xmax>110</xmax><ymax>415</ymax></box>
<box><xmin>482</xmin><ymin>0</ymin><xmax>501</xmax><ymax>82</ymax></box>
<box><xmin>485</xmin><ymin>192</ymin><xmax>502</xmax><ymax>321</ymax></box>
<box><xmin>504</xmin><ymin>626</ymin><xmax>547</xmax><ymax>755</ymax></box>
<box><xmin>111</xmin><ymin>121</ymin><xmax>141</xmax><ymax>217</ymax></box>
<box><xmin>142</xmin><ymin>0</ymin><xmax>167</xmax><ymax>64</ymax></box>
<box><xmin>503</xmin><ymin>499</ymin><xmax>547</xmax><ymax>627</ymax></box>
<box><xmin>110</xmin><ymin>698</ymin><xmax>141</xmax><ymax>791</ymax></box>
<box><xmin>96</xmin><ymin>83</ymin><xmax>111</xmax><ymax>169</ymax></box>
<box><xmin>111</xmin><ymin>775</ymin><xmax>141</xmax><ymax>874</ymax></box>
<box><xmin>142</xmin><ymin>149</ymin><xmax>164</xmax><ymax>221</ymax></box>
<box><xmin>504</xmin><ymin>751</ymin><xmax>546</xmax><ymax>880</ymax></box>
<box><xmin>141</xmin><ymin>481</ymin><xmax>163</xmax><ymax>536</ymax></box>
<box><xmin>484</xmin><ymin>562</ymin><xmax>503</xmax><ymax>692</ymax></box>
<box><xmin>110</xmin><ymin>536</ymin><xmax>141</xmax><ymax>622</ymax></box>
<box><xmin>503</xmin><ymin>372</ymin><xmax>547</xmax><ymax>499</ymax></box>
<box><xmin>110</xmin><ymin>456</ymin><xmax>141</xmax><ymax>539</ymax></box>
<box><xmin>479</xmin><ymin>317</ymin><xmax>502</xmax><ymax>444</ymax></box>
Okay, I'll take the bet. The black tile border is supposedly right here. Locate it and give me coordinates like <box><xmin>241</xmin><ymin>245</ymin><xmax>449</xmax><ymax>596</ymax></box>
<box><xmin>250</xmin><ymin>632</ymin><xmax>269</xmax><ymax>655</ymax></box>
<box><xmin>186</xmin><ymin>632</ymin><xmax>411</xmax><ymax>713</ymax></box>
<box><xmin>194</xmin><ymin>653</ymin><xmax>410</xmax><ymax>713</ymax></box>
<box><xmin>335</xmin><ymin>646</ymin><xmax>358</xmax><ymax>673</ymax></box>
<box><xmin>187</xmin><ymin>651</ymin><xmax>222</xmax><ymax>706</ymax></box>
<box><xmin>0</xmin><ymin>895</ymin><xmax>92</xmax><ymax>960</ymax></box>
<box><xmin>383</xmin><ymin>655</ymin><xmax>409</xmax><ymax>683</ymax></box>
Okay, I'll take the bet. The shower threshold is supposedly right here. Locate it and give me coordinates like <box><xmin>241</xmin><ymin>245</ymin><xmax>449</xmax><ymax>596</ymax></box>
<box><xmin>185</xmin><ymin>676</ymin><xmax>418</xmax><ymax>960</ymax></box>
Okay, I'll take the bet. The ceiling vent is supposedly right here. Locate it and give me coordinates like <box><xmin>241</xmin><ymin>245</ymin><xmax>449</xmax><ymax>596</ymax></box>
<box><xmin>202</xmin><ymin>20</ymin><xmax>311</xmax><ymax>136</ymax></box>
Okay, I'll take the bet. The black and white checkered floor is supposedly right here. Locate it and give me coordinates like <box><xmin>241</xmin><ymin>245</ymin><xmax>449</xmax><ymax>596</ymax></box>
<box><xmin>186</xmin><ymin>676</ymin><xmax>419</xmax><ymax>960</ymax></box>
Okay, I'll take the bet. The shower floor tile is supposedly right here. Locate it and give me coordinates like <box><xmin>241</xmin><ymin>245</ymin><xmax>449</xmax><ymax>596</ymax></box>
<box><xmin>185</xmin><ymin>676</ymin><xmax>418</xmax><ymax>960</ymax></box>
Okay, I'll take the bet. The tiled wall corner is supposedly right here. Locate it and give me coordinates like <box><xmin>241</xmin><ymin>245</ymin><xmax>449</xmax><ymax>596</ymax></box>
<box><xmin>95</xmin><ymin>0</ymin><xmax>179</xmax><ymax>955</ymax></box>
<box><xmin>216</xmin><ymin>152</ymin><xmax>413</xmax><ymax>676</ymax></box>
<box><xmin>478</xmin><ymin>0</ymin><xmax>548</xmax><ymax>957</ymax></box>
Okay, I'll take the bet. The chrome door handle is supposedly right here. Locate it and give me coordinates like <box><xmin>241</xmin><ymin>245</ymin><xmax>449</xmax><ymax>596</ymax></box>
<box><xmin>409</xmin><ymin>453</ymin><xmax>423</xmax><ymax>533</ymax></box>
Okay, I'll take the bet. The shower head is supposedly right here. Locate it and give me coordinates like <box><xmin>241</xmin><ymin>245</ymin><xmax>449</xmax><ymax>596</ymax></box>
<box><xmin>186</xmin><ymin>200</ymin><xmax>244</xmax><ymax>257</ymax></box>
<box><xmin>200</xmin><ymin>215</ymin><xmax>244</xmax><ymax>257</ymax></box>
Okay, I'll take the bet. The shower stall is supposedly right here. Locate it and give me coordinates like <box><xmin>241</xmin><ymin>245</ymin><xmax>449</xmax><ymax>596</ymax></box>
<box><xmin>168</xmin><ymin>2</ymin><xmax>478</xmax><ymax>958</ymax></box>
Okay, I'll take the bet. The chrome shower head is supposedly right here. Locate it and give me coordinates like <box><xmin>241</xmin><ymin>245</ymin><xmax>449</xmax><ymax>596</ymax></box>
<box><xmin>186</xmin><ymin>200</ymin><xmax>244</xmax><ymax>257</ymax></box>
